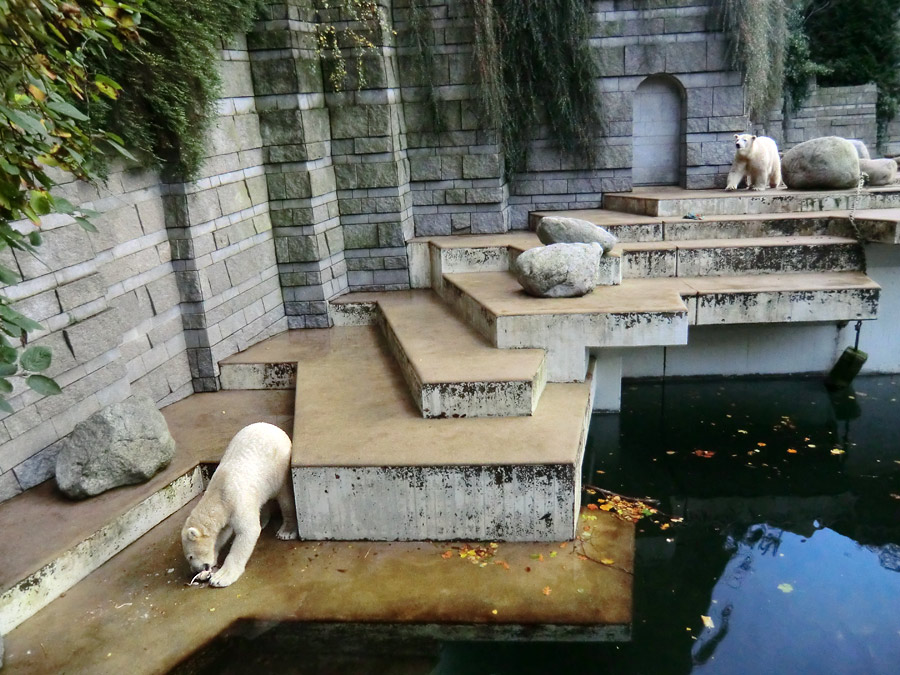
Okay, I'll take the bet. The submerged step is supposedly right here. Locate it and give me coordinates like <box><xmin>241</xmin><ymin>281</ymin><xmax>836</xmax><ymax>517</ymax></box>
<box><xmin>288</xmin><ymin>326</ymin><xmax>593</xmax><ymax>541</ymax></box>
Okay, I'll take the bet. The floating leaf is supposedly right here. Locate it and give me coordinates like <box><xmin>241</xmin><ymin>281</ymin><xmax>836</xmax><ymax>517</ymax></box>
<box><xmin>693</xmin><ymin>450</ymin><xmax>716</xmax><ymax>458</ymax></box>
<box><xmin>587</xmin><ymin>503</ymin><xmax>599</xmax><ymax>511</ymax></box>
<box><xmin>541</xmin><ymin>586</ymin><xmax>551</xmax><ymax>596</ymax></box>
<box><xmin>738</xmin><ymin>429</ymin><xmax>749</xmax><ymax>434</ymax></box>
<box><xmin>441</xmin><ymin>550</ymin><xmax>452</xmax><ymax>559</ymax></box>
<box><xmin>787</xmin><ymin>448</ymin><xmax>798</xmax><ymax>454</ymax></box>
<box><xmin>777</xmin><ymin>583</ymin><xmax>794</xmax><ymax>593</ymax></box>
<box><xmin>830</xmin><ymin>448</ymin><xmax>845</xmax><ymax>455</ymax></box>
<box><xmin>701</xmin><ymin>615</ymin><xmax>715</xmax><ymax>629</ymax></box>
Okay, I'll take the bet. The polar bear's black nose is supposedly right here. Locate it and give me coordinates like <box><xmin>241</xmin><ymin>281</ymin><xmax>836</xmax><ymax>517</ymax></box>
<box><xmin>202</xmin><ymin>563</ymin><xmax>211</xmax><ymax>571</ymax></box>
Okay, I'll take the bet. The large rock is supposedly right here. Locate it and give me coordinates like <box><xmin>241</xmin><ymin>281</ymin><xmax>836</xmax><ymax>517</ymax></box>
<box><xmin>859</xmin><ymin>158</ymin><xmax>898</xmax><ymax>186</ymax></box>
<box><xmin>55</xmin><ymin>395</ymin><xmax>175</xmax><ymax>499</ymax></box>
<box><xmin>514</xmin><ymin>243</ymin><xmax>603</xmax><ymax>298</ymax></box>
<box><xmin>537</xmin><ymin>216</ymin><xmax>618</xmax><ymax>252</ymax></box>
<box><xmin>782</xmin><ymin>136</ymin><xmax>861</xmax><ymax>190</ymax></box>
<box><xmin>847</xmin><ymin>139</ymin><xmax>871</xmax><ymax>160</ymax></box>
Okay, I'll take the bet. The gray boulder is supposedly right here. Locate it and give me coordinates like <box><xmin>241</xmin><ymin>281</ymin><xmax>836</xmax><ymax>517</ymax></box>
<box><xmin>847</xmin><ymin>139</ymin><xmax>871</xmax><ymax>160</ymax></box>
<box><xmin>537</xmin><ymin>216</ymin><xmax>618</xmax><ymax>252</ymax></box>
<box><xmin>782</xmin><ymin>136</ymin><xmax>861</xmax><ymax>190</ymax></box>
<box><xmin>514</xmin><ymin>243</ymin><xmax>603</xmax><ymax>298</ymax></box>
<box><xmin>859</xmin><ymin>158</ymin><xmax>898</xmax><ymax>186</ymax></box>
<box><xmin>55</xmin><ymin>395</ymin><xmax>175</xmax><ymax>499</ymax></box>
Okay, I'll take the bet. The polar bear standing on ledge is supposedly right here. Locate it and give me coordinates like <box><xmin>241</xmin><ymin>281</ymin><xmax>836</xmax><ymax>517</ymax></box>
<box><xmin>182</xmin><ymin>422</ymin><xmax>298</xmax><ymax>588</ymax></box>
<box><xmin>726</xmin><ymin>134</ymin><xmax>783</xmax><ymax>191</ymax></box>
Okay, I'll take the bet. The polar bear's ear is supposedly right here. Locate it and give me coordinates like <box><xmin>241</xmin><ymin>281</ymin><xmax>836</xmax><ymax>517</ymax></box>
<box><xmin>186</xmin><ymin>527</ymin><xmax>201</xmax><ymax>541</ymax></box>
<box><xmin>751</xmin><ymin>135</ymin><xmax>757</xmax><ymax>141</ymax></box>
<box><xmin>734</xmin><ymin>134</ymin><xmax>740</xmax><ymax>140</ymax></box>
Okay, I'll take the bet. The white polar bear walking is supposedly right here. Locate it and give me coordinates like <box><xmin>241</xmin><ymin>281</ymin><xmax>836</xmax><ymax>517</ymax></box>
<box><xmin>726</xmin><ymin>134</ymin><xmax>783</xmax><ymax>191</ymax></box>
<box><xmin>182</xmin><ymin>422</ymin><xmax>298</xmax><ymax>588</ymax></box>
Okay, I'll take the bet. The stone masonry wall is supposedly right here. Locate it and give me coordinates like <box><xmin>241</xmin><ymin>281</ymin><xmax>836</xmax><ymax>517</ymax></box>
<box><xmin>0</xmin><ymin>37</ymin><xmax>286</xmax><ymax>503</ymax></box>
<box><xmin>755</xmin><ymin>83</ymin><xmax>878</xmax><ymax>153</ymax></box>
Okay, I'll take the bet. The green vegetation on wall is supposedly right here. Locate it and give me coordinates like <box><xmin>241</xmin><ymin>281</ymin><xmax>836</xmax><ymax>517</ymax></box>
<box><xmin>803</xmin><ymin>0</ymin><xmax>900</xmax><ymax>146</ymax></box>
<box><xmin>89</xmin><ymin>0</ymin><xmax>263</xmax><ymax>178</ymax></box>
<box><xmin>714</xmin><ymin>0</ymin><xmax>788</xmax><ymax>123</ymax></box>
<box><xmin>782</xmin><ymin>2</ymin><xmax>831</xmax><ymax>114</ymax></box>
<box><xmin>0</xmin><ymin>0</ymin><xmax>141</xmax><ymax>410</ymax></box>
<box><xmin>471</xmin><ymin>0</ymin><xmax>602</xmax><ymax>174</ymax></box>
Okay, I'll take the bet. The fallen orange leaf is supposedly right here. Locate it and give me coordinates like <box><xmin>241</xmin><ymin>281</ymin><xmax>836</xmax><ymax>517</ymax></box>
<box><xmin>542</xmin><ymin>586</ymin><xmax>551</xmax><ymax>596</ymax></box>
<box><xmin>587</xmin><ymin>503</ymin><xmax>599</xmax><ymax>511</ymax></box>
<box><xmin>441</xmin><ymin>550</ymin><xmax>453</xmax><ymax>559</ymax></box>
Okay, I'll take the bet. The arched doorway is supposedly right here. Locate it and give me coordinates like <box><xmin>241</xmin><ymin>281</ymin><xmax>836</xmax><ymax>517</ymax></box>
<box><xmin>632</xmin><ymin>75</ymin><xmax>686</xmax><ymax>187</ymax></box>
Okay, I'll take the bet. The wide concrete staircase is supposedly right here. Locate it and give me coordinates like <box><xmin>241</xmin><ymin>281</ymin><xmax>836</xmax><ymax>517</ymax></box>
<box><xmin>216</xmin><ymin>186</ymin><xmax>900</xmax><ymax>543</ymax></box>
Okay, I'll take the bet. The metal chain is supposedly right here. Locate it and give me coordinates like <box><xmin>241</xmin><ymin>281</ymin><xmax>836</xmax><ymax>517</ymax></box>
<box><xmin>847</xmin><ymin>173</ymin><xmax>867</xmax><ymax>274</ymax></box>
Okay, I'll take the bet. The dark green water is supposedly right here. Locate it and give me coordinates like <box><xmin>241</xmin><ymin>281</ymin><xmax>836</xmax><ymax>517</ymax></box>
<box><xmin>179</xmin><ymin>375</ymin><xmax>900</xmax><ymax>675</ymax></box>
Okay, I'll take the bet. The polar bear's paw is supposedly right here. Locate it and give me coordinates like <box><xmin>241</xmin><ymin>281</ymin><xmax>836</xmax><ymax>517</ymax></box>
<box><xmin>209</xmin><ymin>566</ymin><xmax>242</xmax><ymax>588</ymax></box>
<box><xmin>276</xmin><ymin>524</ymin><xmax>299</xmax><ymax>540</ymax></box>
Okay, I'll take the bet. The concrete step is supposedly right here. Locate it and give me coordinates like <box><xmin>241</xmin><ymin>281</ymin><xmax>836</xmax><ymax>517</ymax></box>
<box><xmin>440</xmin><ymin>272</ymin><xmax>691</xmax><ymax>381</ymax></box>
<box><xmin>248</xmin><ymin>326</ymin><xmax>595</xmax><ymax>541</ymax></box>
<box><xmin>619</xmin><ymin>236</ymin><xmax>863</xmax><ymax>279</ymax></box>
<box><xmin>408</xmin><ymin>233</ymin><xmax>621</xmax><ymax>292</ymax></box>
<box><xmin>0</xmin><ymin>389</ymin><xmax>293</xmax><ymax>634</ymax></box>
<box><xmin>332</xmin><ymin>290</ymin><xmax>548</xmax><ymax>418</ymax></box>
<box><xmin>531</xmin><ymin>206</ymin><xmax>900</xmax><ymax>244</ymax></box>
<box><xmin>439</xmin><ymin>271</ymin><xmax>879</xmax><ymax>381</ymax></box>
<box><xmin>602</xmin><ymin>186</ymin><xmax>900</xmax><ymax>218</ymax></box>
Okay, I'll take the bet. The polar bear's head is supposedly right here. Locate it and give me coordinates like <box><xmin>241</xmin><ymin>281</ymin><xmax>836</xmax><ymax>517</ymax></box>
<box><xmin>733</xmin><ymin>134</ymin><xmax>756</xmax><ymax>156</ymax></box>
<box><xmin>182</xmin><ymin>521</ymin><xmax>217</xmax><ymax>574</ymax></box>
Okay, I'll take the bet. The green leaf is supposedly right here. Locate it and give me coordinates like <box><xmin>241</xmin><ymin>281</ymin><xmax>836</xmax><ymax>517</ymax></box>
<box><xmin>0</xmin><ymin>305</ymin><xmax>44</xmax><ymax>332</ymax></box>
<box><xmin>104</xmin><ymin>137</ymin><xmax>137</xmax><ymax>162</ymax></box>
<box><xmin>28</xmin><ymin>231</ymin><xmax>42</xmax><ymax>246</ymax></box>
<box><xmin>0</xmin><ymin>345</ymin><xmax>17</xmax><ymax>364</ymax></box>
<box><xmin>0</xmin><ymin>263</ymin><xmax>20</xmax><ymax>285</ymax></box>
<box><xmin>0</xmin><ymin>105</ymin><xmax>47</xmax><ymax>136</ymax></box>
<box><xmin>0</xmin><ymin>377</ymin><xmax>12</xmax><ymax>394</ymax></box>
<box><xmin>74</xmin><ymin>216</ymin><xmax>98</xmax><ymax>233</ymax></box>
<box><xmin>50</xmin><ymin>196</ymin><xmax>76</xmax><ymax>214</ymax></box>
<box><xmin>20</xmin><ymin>345</ymin><xmax>51</xmax><ymax>372</ymax></box>
<box><xmin>29</xmin><ymin>190</ymin><xmax>51</xmax><ymax>216</ymax></box>
<box><xmin>46</xmin><ymin>100</ymin><xmax>89</xmax><ymax>121</ymax></box>
<box><xmin>0</xmin><ymin>363</ymin><xmax>17</xmax><ymax>377</ymax></box>
<box><xmin>0</xmin><ymin>398</ymin><xmax>12</xmax><ymax>414</ymax></box>
<box><xmin>26</xmin><ymin>374</ymin><xmax>61</xmax><ymax>396</ymax></box>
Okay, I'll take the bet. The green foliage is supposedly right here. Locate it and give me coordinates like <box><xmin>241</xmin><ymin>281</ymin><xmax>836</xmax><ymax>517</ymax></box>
<box><xmin>88</xmin><ymin>0</ymin><xmax>263</xmax><ymax>178</ymax></box>
<box><xmin>316</xmin><ymin>0</ymin><xmax>386</xmax><ymax>92</ymax></box>
<box><xmin>471</xmin><ymin>0</ymin><xmax>602</xmax><ymax>175</ymax></box>
<box><xmin>0</xmin><ymin>0</ymin><xmax>141</xmax><ymax>410</ymax></box>
<box><xmin>782</xmin><ymin>2</ymin><xmax>831</xmax><ymax>114</ymax></box>
<box><xmin>804</xmin><ymin>0</ymin><xmax>900</xmax><ymax>147</ymax></box>
<box><xmin>407</xmin><ymin>0</ymin><xmax>442</xmax><ymax>129</ymax></box>
<box><xmin>715</xmin><ymin>0</ymin><xmax>788</xmax><ymax>122</ymax></box>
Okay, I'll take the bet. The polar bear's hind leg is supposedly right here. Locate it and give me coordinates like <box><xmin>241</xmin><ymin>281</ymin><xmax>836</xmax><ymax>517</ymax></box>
<box><xmin>275</xmin><ymin>479</ymin><xmax>299</xmax><ymax>540</ymax></box>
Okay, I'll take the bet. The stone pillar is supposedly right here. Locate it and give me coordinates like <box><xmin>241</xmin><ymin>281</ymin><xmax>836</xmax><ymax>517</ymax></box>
<box><xmin>324</xmin><ymin>0</ymin><xmax>414</xmax><ymax>291</ymax></box>
<box><xmin>249</xmin><ymin>0</ymin><xmax>347</xmax><ymax>328</ymax></box>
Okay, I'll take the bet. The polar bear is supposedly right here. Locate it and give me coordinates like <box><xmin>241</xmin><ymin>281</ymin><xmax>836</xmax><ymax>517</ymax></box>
<box><xmin>182</xmin><ymin>422</ymin><xmax>298</xmax><ymax>588</ymax></box>
<box><xmin>726</xmin><ymin>134</ymin><xmax>783</xmax><ymax>191</ymax></box>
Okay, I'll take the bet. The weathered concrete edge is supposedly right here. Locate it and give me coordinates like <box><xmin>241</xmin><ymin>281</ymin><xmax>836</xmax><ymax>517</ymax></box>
<box><xmin>0</xmin><ymin>467</ymin><xmax>204</xmax><ymax>634</ymax></box>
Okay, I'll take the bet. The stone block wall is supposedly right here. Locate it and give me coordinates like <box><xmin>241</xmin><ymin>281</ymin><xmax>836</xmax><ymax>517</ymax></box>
<box><xmin>0</xmin><ymin>36</ymin><xmax>286</xmax><ymax>503</ymax></box>
<box><xmin>755</xmin><ymin>83</ymin><xmax>879</xmax><ymax>154</ymax></box>
<box><xmin>0</xmin><ymin>163</ymin><xmax>190</xmax><ymax>502</ymax></box>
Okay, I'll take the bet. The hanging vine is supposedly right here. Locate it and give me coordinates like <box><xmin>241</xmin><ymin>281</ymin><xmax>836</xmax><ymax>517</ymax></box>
<box><xmin>471</xmin><ymin>0</ymin><xmax>602</xmax><ymax>174</ymax></box>
<box><xmin>714</xmin><ymin>0</ymin><xmax>788</xmax><ymax>123</ymax></box>
<box><xmin>315</xmin><ymin>0</ymin><xmax>388</xmax><ymax>92</ymax></box>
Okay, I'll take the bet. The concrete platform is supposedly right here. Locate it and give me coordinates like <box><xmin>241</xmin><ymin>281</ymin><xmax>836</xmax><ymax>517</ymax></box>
<box><xmin>0</xmin><ymin>390</ymin><xmax>293</xmax><ymax>634</ymax></box>
<box><xmin>333</xmin><ymin>290</ymin><xmax>548</xmax><ymax>418</ymax></box>
<box><xmin>3</xmin><ymin>494</ymin><xmax>634</xmax><ymax>675</ymax></box>
<box><xmin>216</xmin><ymin>326</ymin><xmax>595</xmax><ymax>540</ymax></box>
<box><xmin>603</xmin><ymin>185</ymin><xmax>900</xmax><ymax>217</ymax></box>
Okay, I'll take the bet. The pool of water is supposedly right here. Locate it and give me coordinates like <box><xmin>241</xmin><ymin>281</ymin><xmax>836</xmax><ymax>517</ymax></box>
<box><xmin>180</xmin><ymin>375</ymin><xmax>900</xmax><ymax>675</ymax></box>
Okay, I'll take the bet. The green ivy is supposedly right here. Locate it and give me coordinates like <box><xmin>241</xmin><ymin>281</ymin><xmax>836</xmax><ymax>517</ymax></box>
<box><xmin>0</xmin><ymin>0</ymin><xmax>141</xmax><ymax>412</ymax></box>
<box><xmin>88</xmin><ymin>0</ymin><xmax>263</xmax><ymax>178</ymax></box>
<box><xmin>471</xmin><ymin>0</ymin><xmax>601</xmax><ymax>175</ymax></box>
